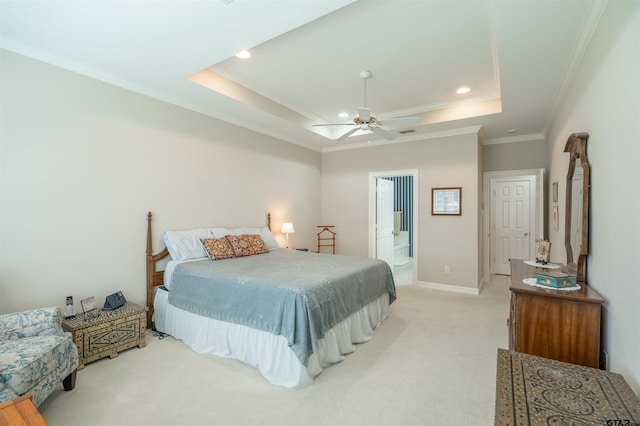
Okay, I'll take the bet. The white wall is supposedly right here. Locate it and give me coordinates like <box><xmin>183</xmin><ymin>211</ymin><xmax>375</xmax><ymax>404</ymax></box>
<box><xmin>482</xmin><ymin>139</ymin><xmax>546</xmax><ymax>172</ymax></box>
<box><xmin>0</xmin><ymin>49</ymin><xmax>321</xmax><ymax>314</ymax></box>
<box><xmin>321</xmin><ymin>132</ymin><xmax>481</xmax><ymax>290</ymax></box>
<box><xmin>546</xmin><ymin>1</ymin><xmax>639</xmax><ymax>394</ymax></box>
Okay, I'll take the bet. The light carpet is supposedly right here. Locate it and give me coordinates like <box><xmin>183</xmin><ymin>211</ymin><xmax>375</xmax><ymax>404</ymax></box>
<box><xmin>38</xmin><ymin>275</ymin><xmax>511</xmax><ymax>426</ymax></box>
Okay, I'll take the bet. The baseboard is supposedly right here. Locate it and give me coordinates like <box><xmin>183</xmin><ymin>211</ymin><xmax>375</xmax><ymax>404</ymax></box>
<box><xmin>477</xmin><ymin>277</ymin><xmax>485</xmax><ymax>293</ymax></box>
<box><xmin>417</xmin><ymin>281</ymin><xmax>480</xmax><ymax>296</ymax></box>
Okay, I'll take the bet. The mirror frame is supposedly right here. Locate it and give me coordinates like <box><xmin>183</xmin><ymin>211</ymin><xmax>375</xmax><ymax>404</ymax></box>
<box><xmin>564</xmin><ymin>132</ymin><xmax>590</xmax><ymax>282</ymax></box>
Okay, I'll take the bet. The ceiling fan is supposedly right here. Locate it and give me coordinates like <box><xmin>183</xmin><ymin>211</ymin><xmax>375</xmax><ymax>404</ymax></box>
<box><xmin>313</xmin><ymin>70</ymin><xmax>421</xmax><ymax>141</ymax></box>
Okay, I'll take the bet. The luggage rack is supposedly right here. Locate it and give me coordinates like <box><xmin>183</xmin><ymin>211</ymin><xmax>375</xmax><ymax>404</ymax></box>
<box><xmin>316</xmin><ymin>225</ymin><xmax>336</xmax><ymax>254</ymax></box>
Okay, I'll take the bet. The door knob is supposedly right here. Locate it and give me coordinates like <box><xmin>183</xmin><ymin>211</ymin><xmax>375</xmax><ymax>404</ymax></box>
<box><xmin>523</xmin><ymin>232</ymin><xmax>529</xmax><ymax>236</ymax></box>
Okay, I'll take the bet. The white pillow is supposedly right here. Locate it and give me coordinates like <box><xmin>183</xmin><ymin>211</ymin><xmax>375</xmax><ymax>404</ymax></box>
<box><xmin>243</xmin><ymin>227</ymin><xmax>280</xmax><ymax>250</ymax></box>
<box><xmin>209</xmin><ymin>227</ymin><xmax>244</xmax><ymax>238</ymax></box>
<box><xmin>163</xmin><ymin>228</ymin><xmax>210</xmax><ymax>260</ymax></box>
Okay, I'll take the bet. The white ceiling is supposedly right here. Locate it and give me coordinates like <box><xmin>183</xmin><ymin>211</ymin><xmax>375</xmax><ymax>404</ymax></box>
<box><xmin>0</xmin><ymin>0</ymin><xmax>607</xmax><ymax>152</ymax></box>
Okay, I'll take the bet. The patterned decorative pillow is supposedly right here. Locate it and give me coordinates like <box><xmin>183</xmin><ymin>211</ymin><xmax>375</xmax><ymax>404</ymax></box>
<box><xmin>244</xmin><ymin>234</ymin><xmax>269</xmax><ymax>254</ymax></box>
<box><xmin>225</xmin><ymin>235</ymin><xmax>255</xmax><ymax>257</ymax></box>
<box><xmin>225</xmin><ymin>234</ymin><xmax>269</xmax><ymax>257</ymax></box>
<box><xmin>200</xmin><ymin>238</ymin><xmax>234</xmax><ymax>260</ymax></box>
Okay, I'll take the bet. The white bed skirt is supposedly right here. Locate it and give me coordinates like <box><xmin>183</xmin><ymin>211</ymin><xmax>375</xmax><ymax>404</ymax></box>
<box><xmin>153</xmin><ymin>288</ymin><xmax>389</xmax><ymax>388</ymax></box>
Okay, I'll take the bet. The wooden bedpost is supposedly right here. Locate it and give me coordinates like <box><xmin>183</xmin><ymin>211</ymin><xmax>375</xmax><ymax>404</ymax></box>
<box><xmin>145</xmin><ymin>212</ymin><xmax>171</xmax><ymax>329</ymax></box>
<box><xmin>267</xmin><ymin>212</ymin><xmax>271</xmax><ymax>231</ymax></box>
<box><xmin>146</xmin><ymin>212</ymin><xmax>154</xmax><ymax>328</ymax></box>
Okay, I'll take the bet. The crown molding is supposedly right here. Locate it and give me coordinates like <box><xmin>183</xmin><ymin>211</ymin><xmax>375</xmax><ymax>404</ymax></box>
<box><xmin>542</xmin><ymin>0</ymin><xmax>609</xmax><ymax>136</ymax></box>
<box><xmin>380</xmin><ymin>93</ymin><xmax>501</xmax><ymax>119</ymax></box>
<box><xmin>483</xmin><ymin>133</ymin><xmax>545</xmax><ymax>146</ymax></box>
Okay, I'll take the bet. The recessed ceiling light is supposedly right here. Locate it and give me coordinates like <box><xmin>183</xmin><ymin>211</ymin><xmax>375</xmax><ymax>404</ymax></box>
<box><xmin>456</xmin><ymin>87</ymin><xmax>471</xmax><ymax>94</ymax></box>
<box><xmin>338</xmin><ymin>112</ymin><xmax>349</xmax><ymax>118</ymax></box>
<box><xmin>508</xmin><ymin>129</ymin><xmax>518</xmax><ymax>134</ymax></box>
<box><xmin>235</xmin><ymin>50</ymin><xmax>251</xmax><ymax>59</ymax></box>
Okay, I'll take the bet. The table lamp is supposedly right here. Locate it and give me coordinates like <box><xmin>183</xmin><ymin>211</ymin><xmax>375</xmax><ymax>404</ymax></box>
<box><xmin>281</xmin><ymin>222</ymin><xmax>295</xmax><ymax>248</ymax></box>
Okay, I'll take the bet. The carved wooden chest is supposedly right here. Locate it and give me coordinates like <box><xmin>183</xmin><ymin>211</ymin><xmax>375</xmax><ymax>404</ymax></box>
<box><xmin>62</xmin><ymin>302</ymin><xmax>148</xmax><ymax>370</ymax></box>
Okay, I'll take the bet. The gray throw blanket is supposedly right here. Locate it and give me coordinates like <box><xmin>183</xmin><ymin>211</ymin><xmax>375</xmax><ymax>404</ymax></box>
<box><xmin>167</xmin><ymin>249</ymin><xmax>396</xmax><ymax>366</ymax></box>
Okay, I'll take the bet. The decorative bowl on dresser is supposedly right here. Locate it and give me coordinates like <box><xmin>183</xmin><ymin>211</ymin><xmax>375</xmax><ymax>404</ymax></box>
<box><xmin>62</xmin><ymin>302</ymin><xmax>148</xmax><ymax>370</ymax></box>
<box><xmin>508</xmin><ymin>258</ymin><xmax>604</xmax><ymax>369</ymax></box>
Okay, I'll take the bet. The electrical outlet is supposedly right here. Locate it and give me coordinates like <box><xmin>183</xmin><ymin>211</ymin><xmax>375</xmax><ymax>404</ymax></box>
<box><xmin>444</xmin><ymin>266</ymin><xmax>450</xmax><ymax>274</ymax></box>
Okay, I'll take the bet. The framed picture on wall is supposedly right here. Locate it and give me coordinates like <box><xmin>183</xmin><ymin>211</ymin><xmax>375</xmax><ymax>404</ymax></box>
<box><xmin>432</xmin><ymin>187</ymin><xmax>462</xmax><ymax>216</ymax></box>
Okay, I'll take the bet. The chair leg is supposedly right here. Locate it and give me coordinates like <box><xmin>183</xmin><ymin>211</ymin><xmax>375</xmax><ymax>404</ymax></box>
<box><xmin>63</xmin><ymin>369</ymin><xmax>77</xmax><ymax>391</ymax></box>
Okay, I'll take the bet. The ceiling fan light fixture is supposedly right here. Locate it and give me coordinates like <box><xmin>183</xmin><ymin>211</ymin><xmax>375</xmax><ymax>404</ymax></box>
<box><xmin>313</xmin><ymin>69</ymin><xmax>418</xmax><ymax>142</ymax></box>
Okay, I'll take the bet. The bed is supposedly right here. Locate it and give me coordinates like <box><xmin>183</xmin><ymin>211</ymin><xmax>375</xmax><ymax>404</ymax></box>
<box><xmin>145</xmin><ymin>212</ymin><xmax>396</xmax><ymax>387</ymax></box>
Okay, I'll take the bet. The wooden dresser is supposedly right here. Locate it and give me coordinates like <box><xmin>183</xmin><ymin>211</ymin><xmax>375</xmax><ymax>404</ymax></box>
<box><xmin>508</xmin><ymin>259</ymin><xmax>604</xmax><ymax>368</ymax></box>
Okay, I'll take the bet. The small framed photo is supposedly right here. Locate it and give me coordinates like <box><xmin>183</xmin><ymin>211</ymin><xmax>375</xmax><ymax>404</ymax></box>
<box><xmin>80</xmin><ymin>296</ymin><xmax>98</xmax><ymax>318</ymax></box>
<box><xmin>536</xmin><ymin>240</ymin><xmax>551</xmax><ymax>263</ymax></box>
<box><xmin>432</xmin><ymin>187</ymin><xmax>462</xmax><ymax>216</ymax></box>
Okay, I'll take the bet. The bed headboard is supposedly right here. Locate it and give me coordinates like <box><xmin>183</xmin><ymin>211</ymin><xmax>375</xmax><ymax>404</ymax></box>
<box><xmin>145</xmin><ymin>211</ymin><xmax>272</xmax><ymax>328</ymax></box>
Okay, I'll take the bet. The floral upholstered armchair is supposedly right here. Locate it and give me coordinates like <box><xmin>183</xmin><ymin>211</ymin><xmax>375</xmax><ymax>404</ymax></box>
<box><xmin>0</xmin><ymin>306</ymin><xmax>78</xmax><ymax>407</ymax></box>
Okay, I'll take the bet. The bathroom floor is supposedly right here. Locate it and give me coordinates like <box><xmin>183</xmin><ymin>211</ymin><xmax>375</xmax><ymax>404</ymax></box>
<box><xmin>393</xmin><ymin>260</ymin><xmax>414</xmax><ymax>285</ymax></box>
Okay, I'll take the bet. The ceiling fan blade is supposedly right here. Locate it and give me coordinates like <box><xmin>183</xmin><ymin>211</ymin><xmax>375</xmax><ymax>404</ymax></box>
<box><xmin>312</xmin><ymin>123</ymin><xmax>356</xmax><ymax>127</ymax></box>
<box><xmin>357</xmin><ymin>107</ymin><xmax>371</xmax><ymax>122</ymax></box>
<box><xmin>337</xmin><ymin>127</ymin><xmax>360</xmax><ymax>140</ymax></box>
<box><xmin>371</xmin><ymin>126</ymin><xmax>396</xmax><ymax>140</ymax></box>
<box><xmin>377</xmin><ymin>117</ymin><xmax>421</xmax><ymax>126</ymax></box>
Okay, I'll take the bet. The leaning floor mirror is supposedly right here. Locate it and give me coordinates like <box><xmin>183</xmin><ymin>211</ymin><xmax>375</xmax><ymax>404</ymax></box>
<box><xmin>564</xmin><ymin>132</ymin><xmax>590</xmax><ymax>283</ymax></box>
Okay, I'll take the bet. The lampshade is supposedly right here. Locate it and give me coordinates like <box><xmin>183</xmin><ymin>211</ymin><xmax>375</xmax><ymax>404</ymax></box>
<box><xmin>281</xmin><ymin>222</ymin><xmax>295</xmax><ymax>234</ymax></box>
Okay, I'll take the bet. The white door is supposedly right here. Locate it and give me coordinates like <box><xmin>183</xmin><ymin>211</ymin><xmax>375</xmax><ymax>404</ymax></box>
<box><xmin>494</xmin><ymin>179</ymin><xmax>531</xmax><ymax>275</ymax></box>
<box><xmin>376</xmin><ymin>178</ymin><xmax>394</xmax><ymax>268</ymax></box>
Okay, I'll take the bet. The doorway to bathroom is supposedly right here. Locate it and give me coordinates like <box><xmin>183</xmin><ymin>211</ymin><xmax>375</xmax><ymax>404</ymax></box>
<box><xmin>368</xmin><ymin>169</ymin><xmax>418</xmax><ymax>285</ymax></box>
